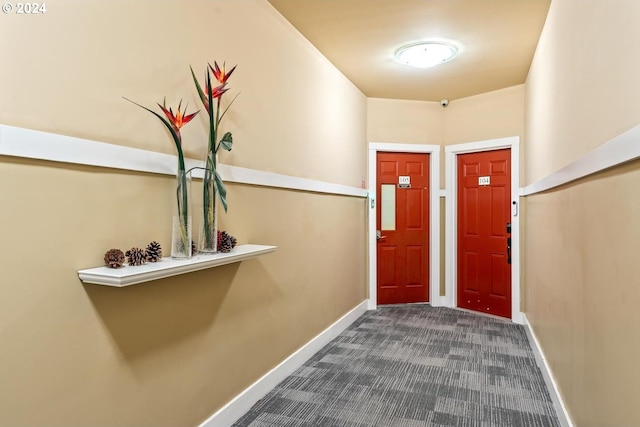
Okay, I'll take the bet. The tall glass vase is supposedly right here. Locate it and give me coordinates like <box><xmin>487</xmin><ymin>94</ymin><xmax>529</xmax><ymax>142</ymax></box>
<box><xmin>198</xmin><ymin>151</ymin><xmax>218</xmax><ymax>253</ymax></box>
<box><xmin>171</xmin><ymin>170</ymin><xmax>192</xmax><ymax>259</ymax></box>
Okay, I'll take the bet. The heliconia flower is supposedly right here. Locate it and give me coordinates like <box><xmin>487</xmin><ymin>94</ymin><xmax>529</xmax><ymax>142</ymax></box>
<box><xmin>126</xmin><ymin>97</ymin><xmax>197</xmax><ymax>254</ymax></box>
<box><xmin>189</xmin><ymin>61</ymin><xmax>240</xmax><ymax>216</ymax></box>
<box><xmin>201</xmin><ymin>83</ymin><xmax>229</xmax><ymax>112</ymax></box>
<box><xmin>123</xmin><ymin>96</ymin><xmax>199</xmax><ymax>161</ymax></box>
<box><xmin>209</xmin><ymin>83</ymin><xmax>229</xmax><ymax>99</ymax></box>
<box><xmin>210</xmin><ymin>61</ymin><xmax>236</xmax><ymax>85</ymax></box>
<box><xmin>124</xmin><ymin>94</ymin><xmax>200</xmax><ymax>255</ymax></box>
<box><xmin>157</xmin><ymin>99</ymin><xmax>199</xmax><ymax>136</ymax></box>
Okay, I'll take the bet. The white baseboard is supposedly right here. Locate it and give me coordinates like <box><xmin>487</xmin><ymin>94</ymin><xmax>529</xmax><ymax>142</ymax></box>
<box><xmin>429</xmin><ymin>296</ymin><xmax>448</xmax><ymax>307</ymax></box>
<box><xmin>511</xmin><ymin>311</ymin><xmax>524</xmax><ymax>325</ymax></box>
<box><xmin>199</xmin><ymin>300</ymin><xmax>369</xmax><ymax>427</ymax></box>
<box><xmin>522</xmin><ymin>314</ymin><xmax>574</xmax><ymax>427</ymax></box>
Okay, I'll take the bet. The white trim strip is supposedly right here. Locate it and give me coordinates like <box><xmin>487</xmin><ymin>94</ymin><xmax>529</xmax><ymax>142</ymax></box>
<box><xmin>523</xmin><ymin>123</ymin><xmax>640</xmax><ymax>196</ymax></box>
<box><xmin>199</xmin><ymin>300</ymin><xmax>369</xmax><ymax>427</ymax></box>
<box><xmin>0</xmin><ymin>124</ymin><xmax>367</xmax><ymax>198</ymax></box>
<box><xmin>522</xmin><ymin>315</ymin><xmax>574</xmax><ymax>427</ymax></box>
<box><xmin>0</xmin><ymin>123</ymin><xmax>183</xmax><ymax>175</ymax></box>
<box><xmin>369</xmin><ymin>142</ymin><xmax>441</xmax><ymax>153</ymax></box>
<box><xmin>217</xmin><ymin>164</ymin><xmax>367</xmax><ymax>198</ymax></box>
<box><xmin>443</xmin><ymin>136</ymin><xmax>517</xmax><ymax>155</ymax></box>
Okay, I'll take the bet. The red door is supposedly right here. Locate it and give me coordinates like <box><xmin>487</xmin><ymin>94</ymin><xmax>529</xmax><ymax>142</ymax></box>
<box><xmin>457</xmin><ymin>149</ymin><xmax>511</xmax><ymax>318</ymax></box>
<box><xmin>376</xmin><ymin>152</ymin><xmax>430</xmax><ymax>305</ymax></box>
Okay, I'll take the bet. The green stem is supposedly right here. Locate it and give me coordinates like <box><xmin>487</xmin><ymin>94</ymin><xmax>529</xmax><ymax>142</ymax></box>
<box><xmin>202</xmin><ymin>153</ymin><xmax>216</xmax><ymax>248</ymax></box>
<box><xmin>176</xmin><ymin>167</ymin><xmax>189</xmax><ymax>254</ymax></box>
<box><xmin>204</xmin><ymin>70</ymin><xmax>219</xmax><ymax>250</ymax></box>
<box><xmin>214</xmin><ymin>97</ymin><xmax>221</xmax><ymax>154</ymax></box>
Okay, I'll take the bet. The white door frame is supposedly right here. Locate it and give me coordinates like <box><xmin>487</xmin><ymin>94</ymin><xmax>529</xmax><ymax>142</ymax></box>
<box><xmin>444</xmin><ymin>136</ymin><xmax>522</xmax><ymax>323</ymax></box>
<box><xmin>367</xmin><ymin>143</ymin><xmax>441</xmax><ymax>310</ymax></box>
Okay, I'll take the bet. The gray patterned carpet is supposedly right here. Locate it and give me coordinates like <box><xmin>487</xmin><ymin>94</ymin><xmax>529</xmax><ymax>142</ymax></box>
<box><xmin>233</xmin><ymin>305</ymin><xmax>560</xmax><ymax>427</ymax></box>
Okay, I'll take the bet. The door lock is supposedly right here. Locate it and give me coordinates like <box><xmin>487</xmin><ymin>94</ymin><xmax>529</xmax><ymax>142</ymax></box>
<box><xmin>506</xmin><ymin>222</ymin><xmax>512</xmax><ymax>264</ymax></box>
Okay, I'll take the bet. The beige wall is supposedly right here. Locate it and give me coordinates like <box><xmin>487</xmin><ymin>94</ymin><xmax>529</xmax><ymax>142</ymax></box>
<box><xmin>443</xmin><ymin>85</ymin><xmax>525</xmax><ymax>189</ymax></box>
<box><xmin>442</xmin><ymin>85</ymin><xmax>525</xmax><ymax>147</ymax></box>
<box><xmin>367</xmin><ymin>85</ymin><xmax>525</xmax><ymax>184</ymax></box>
<box><xmin>367</xmin><ymin>97</ymin><xmax>444</xmax><ymax>145</ymax></box>
<box><xmin>0</xmin><ymin>1</ymin><xmax>367</xmax><ymax>426</ymax></box>
<box><xmin>525</xmin><ymin>1</ymin><xmax>640</xmax><ymax>185</ymax></box>
<box><xmin>525</xmin><ymin>1</ymin><xmax>640</xmax><ymax>425</ymax></box>
<box><xmin>367</xmin><ymin>85</ymin><xmax>524</xmax><ymax>147</ymax></box>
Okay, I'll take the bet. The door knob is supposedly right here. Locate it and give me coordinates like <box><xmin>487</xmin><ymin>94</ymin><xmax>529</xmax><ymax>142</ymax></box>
<box><xmin>376</xmin><ymin>230</ymin><xmax>387</xmax><ymax>241</ymax></box>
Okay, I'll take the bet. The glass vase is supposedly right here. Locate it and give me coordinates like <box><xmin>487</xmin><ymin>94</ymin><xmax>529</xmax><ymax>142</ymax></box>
<box><xmin>171</xmin><ymin>170</ymin><xmax>192</xmax><ymax>259</ymax></box>
<box><xmin>198</xmin><ymin>152</ymin><xmax>218</xmax><ymax>253</ymax></box>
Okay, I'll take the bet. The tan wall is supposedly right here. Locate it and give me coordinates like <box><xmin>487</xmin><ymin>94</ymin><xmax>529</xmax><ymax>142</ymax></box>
<box><xmin>0</xmin><ymin>1</ymin><xmax>367</xmax><ymax>426</ymax></box>
<box><xmin>525</xmin><ymin>1</ymin><xmax>640</xmax><ymax>185</ymax></box>
<box><xmin>367</xmin><ymin>85</ymin><xmax>524</xmax><ymax>148</ymax></box>
<box><xmin>442</xmin><ymin>85</ymin><xmax>525</xmax><ymax>147</ymax></box>
<box><xmin>367</xmin><ymin>97</ymin><xmax>444</xmax><ymax>145</ymax></box>
<box><xmin>367</xmin><ymin>86</ymin><xmax>525</xmax><ymax>183</ymax></box>
<box><xmin>524</xmin><ymin>1</ymin><xmax>640</xmax><ymax>425</ymax></box>
<box><xmin>443</xmin><ymin>85</ymin><xmax>525</xmax><ymax>187</ymax></box>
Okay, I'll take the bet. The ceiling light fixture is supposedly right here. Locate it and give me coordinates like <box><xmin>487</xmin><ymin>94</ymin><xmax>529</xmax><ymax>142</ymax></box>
<box><xmin>395</xmin><ymin>42</ymin><xmax>458</xmax><ymax>69</ymax></box>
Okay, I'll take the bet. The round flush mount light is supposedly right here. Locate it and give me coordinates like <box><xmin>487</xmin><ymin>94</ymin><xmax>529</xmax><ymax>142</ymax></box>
<box><xmin>395</xmin><ymin>42</ymin><xmax>458</xmax><ymax>68</ymax></box>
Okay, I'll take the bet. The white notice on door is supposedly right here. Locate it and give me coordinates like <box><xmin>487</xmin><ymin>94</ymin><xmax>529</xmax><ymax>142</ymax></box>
<box><xmin>478</xmin><ymin>176</ymin><xmax>490</xmax><ymax>186</ymax></box>
<box><xmin>398</xmin><ymin>176</ymin><xmax>410</xmax><ymax>188</ymax></box>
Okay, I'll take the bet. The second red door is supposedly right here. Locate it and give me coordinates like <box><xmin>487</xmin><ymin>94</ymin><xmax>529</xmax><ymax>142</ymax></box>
<box><xmin>457</xmin><ymin>149</ymin><xmax>512</xmax><ymax>318</ymax></box>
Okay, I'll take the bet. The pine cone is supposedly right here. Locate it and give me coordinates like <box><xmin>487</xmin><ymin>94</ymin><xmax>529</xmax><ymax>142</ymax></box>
<box><xmin>227</xmin><ymin>233</ymin><xmax>237</xmax><ymax>249</ymax></box>
<box><xmin>125</xmin><ymin>247</ymin><xmax>146</xmax><ymax>266</ymax></box>
<box><xmin>218</xmin><ymin>230</ymin><xmax>237</xmax><ymax>253</ymax></box>
<box><xmin>145</xmin><ymin>241</ymin><xmax>162</xmax><ymax>262</ymax></box>
<box><xmin>104</xmin><ymin>248</ymin><xmax>125</xmax><ymax>268</ymax></box>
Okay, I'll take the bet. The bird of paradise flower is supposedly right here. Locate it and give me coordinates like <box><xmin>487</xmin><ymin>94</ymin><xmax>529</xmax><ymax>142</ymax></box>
<box><xmin>191</xmin><ymin>61</ymin><xmax>239</xmax><ymax>252</ymax></box>
<box><xmin>123</xmin><ymin>96</ymin><xmax>199</xmax><ymax>257</ymax></box>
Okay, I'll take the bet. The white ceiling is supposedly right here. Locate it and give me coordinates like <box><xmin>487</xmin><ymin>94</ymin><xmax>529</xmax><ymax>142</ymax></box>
<box><xmin>267</xmin><ymin>0</ymin><xmax>551</xmax><ymax>102</ymax></box>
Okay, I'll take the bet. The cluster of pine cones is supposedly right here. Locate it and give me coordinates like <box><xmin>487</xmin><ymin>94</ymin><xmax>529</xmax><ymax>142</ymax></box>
<box><xmin>103</xmin><ymin>241</ymin><xmax>163</xmax><ymax>268</ymax></box>
<box><xmin>218</xmin><ymin>230</ymin><xmax>237</xmax><ymax>253</ymax></box>
<box><xmin>103</xmin><ymin>231</ymin><xmax>237</xmax><ymax>268</ymax></box>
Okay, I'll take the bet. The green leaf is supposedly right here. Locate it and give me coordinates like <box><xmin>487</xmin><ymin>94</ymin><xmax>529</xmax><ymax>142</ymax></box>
<box><xmin>190</xmin><ymin>66</ymin><xmax>207</xmax><ymax>108</ymax></box>
<box><xmin>219</xmin><ymin>132</ymin><xmax>233</xmax><ymax>151</ymax></box>
<box><xmin>206</xmin><ymin>71</ymin><xmax>216</xmax><ymax>153</ymax></box>
<box><xmin>214</xmin><ymin>170</ymin><xmax>228</xmax><ymax>212</ymax></box>
<box><xmin>219</xmin><ymin>92</ymin><xmax>240</xmax><ymax>122</ymax></box>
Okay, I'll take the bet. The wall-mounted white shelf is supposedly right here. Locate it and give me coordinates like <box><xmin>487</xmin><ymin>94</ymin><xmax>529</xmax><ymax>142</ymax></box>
<box><xmin>78</xmin><ymin>244</ymin><xmax>276</xmax><ymax>287</ymax></box>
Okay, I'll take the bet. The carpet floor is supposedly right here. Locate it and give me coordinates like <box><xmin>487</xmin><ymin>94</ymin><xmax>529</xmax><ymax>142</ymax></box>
<box><xmin>233</xmin><ymin>305</ymin><xmax>561</xmax><ymax>427</ymax></box>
